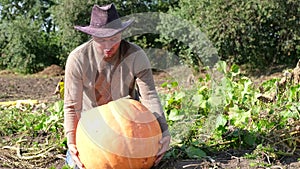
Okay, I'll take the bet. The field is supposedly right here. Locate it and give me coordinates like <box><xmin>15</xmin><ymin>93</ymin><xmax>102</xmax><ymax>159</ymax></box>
<box><xmin>0</xmin><ymin>64</ymin><xmax>299</xmax><ymax>169</ymax></box>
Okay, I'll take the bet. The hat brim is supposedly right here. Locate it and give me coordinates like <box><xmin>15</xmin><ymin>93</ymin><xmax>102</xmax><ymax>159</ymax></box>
<box><xmin>74</xmin><ymin>19</ymin><xmax>134</xmax><ymax>38</ymax></box>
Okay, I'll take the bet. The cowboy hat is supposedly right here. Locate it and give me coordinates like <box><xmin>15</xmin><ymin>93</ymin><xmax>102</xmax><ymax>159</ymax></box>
<box><xmin>74</xmin><ymin>4</ymin><xmax>134</xmax><ymax>38</ymax></box>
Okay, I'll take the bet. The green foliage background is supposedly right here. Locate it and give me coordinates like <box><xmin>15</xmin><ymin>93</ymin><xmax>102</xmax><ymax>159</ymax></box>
<box><xmin>0</xmin><ymin>0</ymin><xmax>299</xmax><ymax>73</ymax></box>
<box><xmin>161</xmin><ymin>0</ymin><xmax>300</xmax><ymax>68</ymax></box>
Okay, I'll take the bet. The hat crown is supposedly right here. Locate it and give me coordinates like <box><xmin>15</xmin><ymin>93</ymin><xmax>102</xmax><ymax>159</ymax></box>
<box><xmin>90</xmin><ymin>4</ymin><xmax>122</xmax><ymax>28</ymax></box>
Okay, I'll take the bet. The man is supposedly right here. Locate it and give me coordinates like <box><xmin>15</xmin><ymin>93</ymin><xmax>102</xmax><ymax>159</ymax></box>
<box><xmin>64</xmin><ymin>3</ymin><xmax>170</xmax><ymax>169</ymax></box>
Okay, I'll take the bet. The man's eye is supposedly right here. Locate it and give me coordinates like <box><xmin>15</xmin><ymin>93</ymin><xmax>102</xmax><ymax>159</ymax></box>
<box><xmin>94</xmin><ymin>38</ymin><xmax>103</xmax><ymax>42</ymax></box>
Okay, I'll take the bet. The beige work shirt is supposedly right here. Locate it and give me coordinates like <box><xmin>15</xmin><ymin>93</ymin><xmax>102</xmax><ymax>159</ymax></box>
<box><xmin>64</xmin><ymin>39</ymin><xmax>169</xmax><ymax>144</ymax></box>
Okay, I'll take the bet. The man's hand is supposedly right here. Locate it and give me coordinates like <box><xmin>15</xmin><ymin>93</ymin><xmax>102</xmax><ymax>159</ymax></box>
<box><xmin>154</xmin><ymin>135</ymin><xmax>171</xmax><ymax>166</ymax></box>
<box><xmin>68</xmin><ymin>144</ymin><xmax>85</xmax><ymax>169</ymax></box>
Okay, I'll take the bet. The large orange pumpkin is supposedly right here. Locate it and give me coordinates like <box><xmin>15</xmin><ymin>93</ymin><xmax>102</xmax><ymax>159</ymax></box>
<box><xmin>76</xmin><ymin>97</ymin><xmax>162</xmax><ymax>169</ymax></box>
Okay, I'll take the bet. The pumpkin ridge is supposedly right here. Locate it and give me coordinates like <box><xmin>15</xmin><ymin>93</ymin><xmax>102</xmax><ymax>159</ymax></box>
<box><xmin>108</xmin><ymin>99</ymin><xmax>131</xmax><ymax>137</ymax></box>
<box><xmin>113</xmin><ymin>98</ymin><xmax>157</xmax><ymax>124</ymax></box>
<box><xmin>112</xmin><ymin>98</ymin><xmax>138</xmax><ymax>124</ymax></box>
<box><xmin>109</xmin><ymin>100</ymin><xmax>136</xmax><ymax>155</ymax></box>
<box><xmin>109</xmin><ymin>99</ymin><xmax>160</xmax><ymax>138</ymax></box>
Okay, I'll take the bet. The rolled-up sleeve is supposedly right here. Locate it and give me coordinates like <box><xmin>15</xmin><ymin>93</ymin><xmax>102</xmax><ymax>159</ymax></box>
<box><xmin>64</xmin><ymin>53</ymin><xmax>83</xmax><ymax>145</ymax></box>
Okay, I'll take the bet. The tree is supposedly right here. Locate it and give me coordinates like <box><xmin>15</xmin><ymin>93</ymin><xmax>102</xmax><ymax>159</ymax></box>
<box><xmin>159</xmin><ymin>0</ymin><xmax>300</xmax><ymax>69</ymax></box>
<box><xmin>0</xmin><ymin>0</ymin><xmax>60</xmax><ymax>73</ymax></box>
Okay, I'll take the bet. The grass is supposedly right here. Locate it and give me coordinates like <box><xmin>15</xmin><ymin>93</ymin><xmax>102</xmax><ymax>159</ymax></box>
<box><xmin>0</xmin><ymin>61</ymin><xmax>299</xmax><ymax>168</ymax></box>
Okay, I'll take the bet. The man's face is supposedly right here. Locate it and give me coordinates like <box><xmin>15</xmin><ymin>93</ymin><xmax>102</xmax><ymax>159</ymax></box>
<box><xmin>93</xmin><ymin>33</ymin><xmax>122</xmax><ymax>58</ymax></box>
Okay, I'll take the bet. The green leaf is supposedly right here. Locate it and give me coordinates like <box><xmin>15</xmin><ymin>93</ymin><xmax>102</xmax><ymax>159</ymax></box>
<box><xmin>34</xmin><ymin>123</ymin><xmax>43</xmax><ymax>131</ymax></box>
<box><xmin>228</xmin><ymin>106</ymin><xmax>251</xmax><ymax>127</ymax></box>
<box><xmin>243</xmin><ymin>132</ymin><xmax>256</xmax><ymax>147</ymax></box>
<box><xmin>161</xmin><ymin>82</ymin><xmax>168</xmax><ymax>88</ymax></box>
<box><xmin>200</xmin><ymin>100</ymin><xmax>208</xmax><ymax>109</ymax></box>
<box><xmin>216</xmin><ymin>61</ymin><xmax>227</xmax><ymax>74</ymax></box>
<box><xmin>198</xmin><ymin>86</ymin><xmax>209</xmax><ymax>93</ymax></box>
<box><xmin>171</xmin><ymin>81</ymin><xmax>179</xmax><ymax>88</ymax></box>
<box><xmin>185</xmin><ymin>146</ymin><xmax>206</xmax><ymax>159</ymax></box>
<box><xmin>230</xmin><ymin>64</ymin><xmax>240</xmax><ymax>76</ymax></box>
<box><xmin>53</xmin><ymin>100</ymin><xmax>64</xmax><ymax>113</ymax></box>
<box><xmin>192</xmin><ymin>94</ymin><xmax>203</xmax><ymax>107</ymax></box>
<box><xmin>280</xmin><ymin>109</ymin><xmax>299</xmax><ymax>119</ymax></box>
<box><xmin>215</xmin><ymin>114</ymin><xmax>227</xmax><ymax>128</ymax></box>
<box><xmin>175</xmin><ymin>91</ymin><xmax>185</xmax><ymax>100</ymax></box>
<box><xmin>168</xmin><ymin>109</ymin><xmax>184</xmax><ymax>121</ymax></box>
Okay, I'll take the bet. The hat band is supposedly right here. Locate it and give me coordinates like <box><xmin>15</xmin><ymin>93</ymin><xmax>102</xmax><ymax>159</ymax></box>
<box><xmin>90</xmin><ymin>19</ymin><xmax>123</xmax><ymax>29</ymax></box>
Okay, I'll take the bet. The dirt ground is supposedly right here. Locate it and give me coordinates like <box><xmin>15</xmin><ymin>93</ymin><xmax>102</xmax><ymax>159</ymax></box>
<box><xmin>0</xmin><ymin>65</ymin><xmax>64</xmax><ymax>102</ymax></box>
<box><xmin>0</xmin><ymin>64</ymin><xmax>299</xmax><ymax>169</ymax></box>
